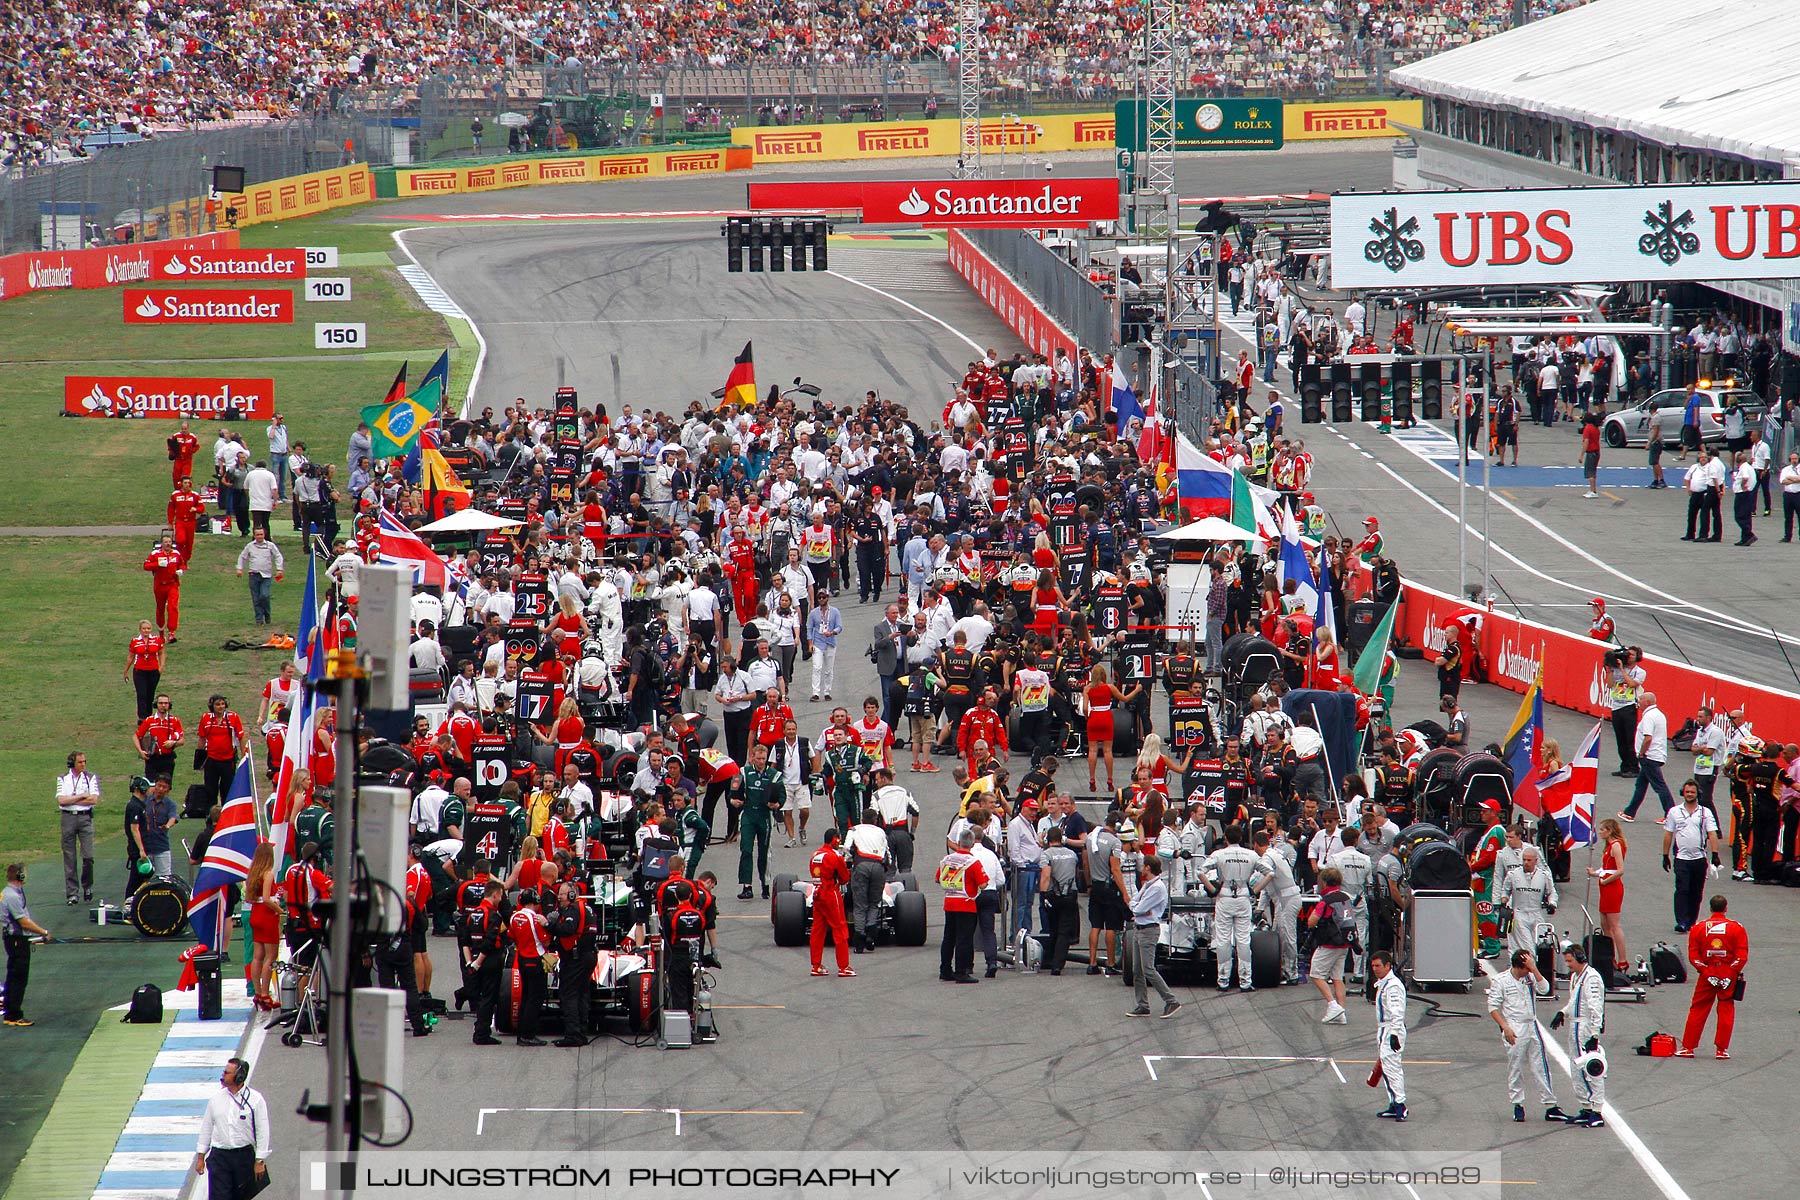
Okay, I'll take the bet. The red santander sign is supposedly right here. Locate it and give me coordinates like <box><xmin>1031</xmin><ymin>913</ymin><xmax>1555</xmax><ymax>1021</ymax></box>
<box><xmin>64</xmin><ymin>375</ymin><xmax>275</xmax><ymax>419</ymax></box>
<box><xmin>123</xmin><ymin>288</ymin><xmax>294</xmax><ymax>324</ymax></box>
<box><xmin>152</xmin><ymin>248</ymin><xmax>304</xmax><ymax>281</ymax></box>
<box><xmin>747</xmin><ymin>178</ymin><xmax>1119</xmax><ymax>227</ymax></box>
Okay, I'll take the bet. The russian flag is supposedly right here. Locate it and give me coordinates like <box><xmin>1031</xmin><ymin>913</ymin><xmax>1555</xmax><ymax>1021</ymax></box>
<box><xmin>1175</xmin><ymin>434</ymin><xmax>1232</xmax><ymax>519</ymax></box>
<box><xmin>1111</xmin><ymin>356</ymin><xmax>1144</xmax><ymax>431</ymax></box>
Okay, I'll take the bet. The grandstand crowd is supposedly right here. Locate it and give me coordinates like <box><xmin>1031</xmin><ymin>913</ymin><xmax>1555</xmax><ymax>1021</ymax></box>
<box><xmin>3</xmin><ymin>0</ymin><xmax>1589</xmax><ymax>166</ymax></box>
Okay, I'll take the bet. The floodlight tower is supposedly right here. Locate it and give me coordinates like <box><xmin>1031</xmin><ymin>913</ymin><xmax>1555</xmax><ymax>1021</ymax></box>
<box><xmin>955</xmin><ymin>0</ymin><xmax>983</xmax><ymax>178</ymax></box>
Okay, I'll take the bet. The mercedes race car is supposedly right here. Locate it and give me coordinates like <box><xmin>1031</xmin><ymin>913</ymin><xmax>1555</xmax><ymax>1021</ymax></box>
<box><xmin>495</xmin><ymin>873</ymin><xmax>660</xmax><ymax>1035</ymax></box>
<box><xmin>768</xmin><ymin>870</ymin><xmax>929</xmax><ymax>948</ymax></box>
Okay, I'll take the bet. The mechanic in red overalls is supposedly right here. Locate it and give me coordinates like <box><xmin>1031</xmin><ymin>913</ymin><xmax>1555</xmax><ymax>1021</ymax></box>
<box><xmin>1680</xmin><ymin>894</ymin><xmax>1748</xmax><ymax>1059</ymax></box>
<box><xmin>143</xmin><ymin>532</ymin><xmax>185</xmax><ymax>641</ymax></box>
<box><xmin>808</xmin><ymin>828</ymin><xmax>855</xmax><ymax>978</ymax></box>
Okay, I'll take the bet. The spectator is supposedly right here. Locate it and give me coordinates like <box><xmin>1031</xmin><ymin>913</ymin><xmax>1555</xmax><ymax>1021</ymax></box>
<box><xmin>235</xmin><ymin>528</ymin><xmax>285</xmax><ymax>625</ymax></box>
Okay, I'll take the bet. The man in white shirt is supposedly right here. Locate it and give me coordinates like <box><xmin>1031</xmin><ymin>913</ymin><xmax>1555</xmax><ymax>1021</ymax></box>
<box><xmin>193</xmin><ymin>1057</ymin><xmax>270</xmax><ymax>1196</ymax></box>
<box><xmin>56</xmin><ymin>753</ymin><xmax>102</xmax><ymax>904</ymax></box>
<box><xmin>1729</xmin><ymin>450</ymin><xmax>1758</xmax><ymax>546</ymax></box>
<box><xmin>266</xmin><ymin>415</ymin><xmax>290</xmax><ymax>498</ymax></box>
<box><xmin>243</xmin><ymin>460</ymin><xmax>278</xmax><ymax>536</ymax></box>
<box><xmin>1342</xmin><ymin>297</ymin><xmax>1367</xmax><ymax>338</ymax></box>
<box><xmin>1534</xmin><ymin>359</ymin><xmax>1561</xmax><ymax>426</ymax></box>
<box><xmin>1621</xmin><ymin>692</ymin><xmax>1674</xmax><ymax>820</ymax></box>
<box><xmin>1779</xmin><ymin>450</ymin><xmax>1800</xmax><ymax>543</ymax></box>
<box><xmin>1662</xmin><ymin>779</ymin><xmax>1721</xmax><ymax>931</ymax></box>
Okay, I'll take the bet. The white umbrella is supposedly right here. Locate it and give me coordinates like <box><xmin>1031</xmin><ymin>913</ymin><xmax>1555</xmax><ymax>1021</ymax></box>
<box><xmin>416</xmin><ymin>508</ymin><xmax>524</xmax><ymax>533</ymax></box>
<box><xmin>1153</xmin><ymin>516</ymin><xmax>1260</xmax><ymax>543</ymax></box>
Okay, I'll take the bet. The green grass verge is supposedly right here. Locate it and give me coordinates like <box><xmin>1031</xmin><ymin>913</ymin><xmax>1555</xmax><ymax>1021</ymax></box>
<box><xmin>0</xmin><ymin>534</ymin><xmax>318</xmax><ymax>866</ymax></box>
<box><xmin>1</xmin><ymin>980</ymin><xmax>177</xmax><ymax>1200</ymax></box>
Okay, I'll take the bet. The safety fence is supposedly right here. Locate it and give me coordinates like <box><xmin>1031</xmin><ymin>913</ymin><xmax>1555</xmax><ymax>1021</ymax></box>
<box><xmin>0</xmin><ymin>116</ymin><xmax>374</xmax><ymax>255</ymax></box>
<box><xmin>957</xmin><ymin>229</ymin><xmax>1115</xmax><ymax>358</ymax></box>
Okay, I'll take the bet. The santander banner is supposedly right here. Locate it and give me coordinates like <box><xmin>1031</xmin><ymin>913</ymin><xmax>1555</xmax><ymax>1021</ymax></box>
<box><xmin>1331</xmin><ymin>180</ymin><xmax>1800</xmax><ymax>288</ymax></box>
<box><xmin>747</xmin><ymin>178</ymin><xmax>1119</xmax><ymax>227</ymax></box>
<box><xmin>64</xmin><ymin>375</ymin><xmax>275</xmax><ymax>419</ymax></box>
<box><xmin>0</xmin><ymin>233</ymin><xmax>236</xmax><ymax>304</ymax></box>
<box><xmin>152</xmin><ymin>248</ymin><xmax>305</xmax><ymax>280</ymax></box>
<box><xmin>1393</xmin><ymin>578</ymin><xmax>1800</xmax><ymax>741</ymax></box>
<box><xmin>123</xmin><ymin>288</ymin><xmax>294</xmax><ymax>324</ymax></box>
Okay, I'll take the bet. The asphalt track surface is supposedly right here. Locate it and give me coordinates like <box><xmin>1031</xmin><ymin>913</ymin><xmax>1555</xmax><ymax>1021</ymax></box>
<box><xmin>259</xmin><ymin>148</ymin><xmax>1796</xmax><ymax>1198</ymax></box>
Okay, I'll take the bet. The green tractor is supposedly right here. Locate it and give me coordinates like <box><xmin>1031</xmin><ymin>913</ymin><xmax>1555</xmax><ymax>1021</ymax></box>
<box><xmin>528</xmin><ymin>93</ymin><xmax>634</xmax><ymax>150</ymax></box>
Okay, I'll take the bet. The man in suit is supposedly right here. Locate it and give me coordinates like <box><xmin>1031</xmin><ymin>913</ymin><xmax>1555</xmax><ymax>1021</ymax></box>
<box><xmin>872</xmin><ymin>603</ymin><xmax>906</xmax><ymax>734</ymax></box>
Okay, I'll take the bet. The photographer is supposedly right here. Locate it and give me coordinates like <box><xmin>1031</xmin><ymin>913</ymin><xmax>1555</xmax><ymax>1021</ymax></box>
<box><xmin>1603</xmin><ymin>646</ymin><xmax>1646</xmax><ymax>777</ymax></box>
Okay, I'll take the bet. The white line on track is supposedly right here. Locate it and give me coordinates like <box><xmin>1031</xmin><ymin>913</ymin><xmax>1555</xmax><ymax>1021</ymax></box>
<box><xmin>825</xmin><ymin>270</ymin><xmax>985</xmax><ymax>353</ymax></box>
<box><xmin>1327</xmin><ymin>1058</ymin><xmax>1347</xmax><ymax>1084</ymax></box>
<box><xmin>394</xmin><ymin>227</ymin><xmax>488</xmax><ymax>420</ymax></box>
<box><xmin>1475</xmin><ymin>959</ymin><xmax>1692</xmax><ymax>1200</ymax></box>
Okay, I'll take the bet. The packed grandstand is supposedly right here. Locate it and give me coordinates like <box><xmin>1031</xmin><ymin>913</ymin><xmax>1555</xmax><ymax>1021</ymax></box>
<box><xmin>3</xmin><ymin>0</ymin><xmax>1589</xmax><ymax>165</ymax></box>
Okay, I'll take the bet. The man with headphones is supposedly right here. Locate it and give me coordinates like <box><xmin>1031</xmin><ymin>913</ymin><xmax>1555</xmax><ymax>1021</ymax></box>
<box><xmin>194</xmin><ymin>1056</ymin><xmax>269</xmax><ymax>1198</ymax></box>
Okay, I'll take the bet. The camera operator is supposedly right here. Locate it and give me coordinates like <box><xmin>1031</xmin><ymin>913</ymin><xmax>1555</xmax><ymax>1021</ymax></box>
<box><xmin>1602</xmin><ymin>646</ymin><xmax>1646</xmax><ymax>776</ymax></box>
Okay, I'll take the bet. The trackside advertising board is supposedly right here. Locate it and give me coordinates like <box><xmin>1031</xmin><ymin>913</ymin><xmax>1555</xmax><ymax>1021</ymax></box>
<box><xmin>747</xmin><ymin>179</ymin><xmax>1119</xmax><ymax>227</ymax></box>
<box><xmin>1331</xmin><ymin>181</ymin><xmax>1800</xmax><ymax>288</ymax></box>
<box><xmin>64</xmin><ymin>376</ymin><xmax>275</xmax><ymax>418</ymax></box>
<box><xmin>123</xmin><ymin>288</ymin><xmax>295</xmax><ymax>324</ymax></box>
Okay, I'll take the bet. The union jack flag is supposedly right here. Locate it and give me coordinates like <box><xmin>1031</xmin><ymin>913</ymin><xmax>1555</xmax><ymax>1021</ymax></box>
<box><xmin>376</xmin><ymin>506</ymin><xmax>448</xmax><ymax>588</ymax></box>
<box><xmin>187</xmin><ymin>758</ymin><xmax>261</xmax><ymax>951</ymax></box>
<box><xmin>1538</xmin><ymin>721</ymin><xmax>1601</xmax><ymax>849</ymax></box>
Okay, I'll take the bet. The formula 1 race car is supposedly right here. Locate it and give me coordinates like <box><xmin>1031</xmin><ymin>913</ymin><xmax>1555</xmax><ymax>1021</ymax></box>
<box><xmin>768</xmin><ymin>870</ymin><xmax>929</xmax><ymax>948</ymax></box>
<box><xmin>495</xmin><ymin>871</ymin><xmax>660</xmax><ymax>1035</ymax></box>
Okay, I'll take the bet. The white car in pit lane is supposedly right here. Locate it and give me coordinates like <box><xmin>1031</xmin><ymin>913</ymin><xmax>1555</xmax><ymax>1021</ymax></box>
<box><xmin>1602</xmin><ymin>385</ymin><xmax>1765</xmax><ymax>449</ymax></box>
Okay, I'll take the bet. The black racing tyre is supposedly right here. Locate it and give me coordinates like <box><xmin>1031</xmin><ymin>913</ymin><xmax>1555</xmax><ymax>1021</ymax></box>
<box><xmin>1250</xmin><ymin>929</ymin><xmax>1281</xmax><ymax>989</ymax></box>
<box><xmin>897</xmin><ymin>872</ymin><xmax>918</xmax><ymax>893</ymax></box>
<box><xmin>496</xmin><ymin>965</ymin><xmax>519</xmax><ymax>1035</ymax></box>
<box><xmin>772</xmin><ymin>891</ymin><xmax>808</xmax><ymax>947</ymax></box>
<box><xmin>609</xmin><ymin>752</ymin><xmax>639</xmax><ymax>793</ymax></box>
<box><xmin>770</xmin><ymin>873</ymin><xmax>797</xmax><ymax>922</ymax></box>
<box><xmin>893</xmin><ymin>891</ymin><xmax>927</xmax><ymax>946</ymax></box>
<box><xmin>626</xmin><ymin>968</ymin><xmax>659</xmax><ymax>1033</ymax></box>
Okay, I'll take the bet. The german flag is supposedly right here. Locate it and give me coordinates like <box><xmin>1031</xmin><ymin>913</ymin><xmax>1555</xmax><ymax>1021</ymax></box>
<box><xmin>720</xmin><ymin>342</ymin><xmax>757</xmax><ymax>410</ymax></box>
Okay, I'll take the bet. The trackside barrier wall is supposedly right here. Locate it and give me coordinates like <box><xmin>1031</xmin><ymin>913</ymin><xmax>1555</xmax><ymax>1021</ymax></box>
<box><xmin>377</xmin><ymin>147</ymin><xmax>752</xmax><ymax>197</ymax></box>
<box><xmin>1397</xmin><ymin>578</ymin><xmax>1800</xmax><ymax>733</ymax></box>
<box><xmin>946</xmin><ymin>230</ymin><xmax>1081</xmax><ymax>363</ymax></box>
<box><xmin>0</xmin><ymin>232</ymin><xmax>238</xmax><ymax>304</ymax></box>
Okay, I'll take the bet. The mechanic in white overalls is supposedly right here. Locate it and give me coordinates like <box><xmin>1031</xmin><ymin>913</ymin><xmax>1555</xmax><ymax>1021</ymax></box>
<box><xmin>1203</xmin><ymin>824</ymin><xmax>1270</xmax><ymax>992</ymax></box>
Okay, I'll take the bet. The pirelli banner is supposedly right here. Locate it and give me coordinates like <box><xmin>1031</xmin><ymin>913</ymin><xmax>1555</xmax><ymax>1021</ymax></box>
<box><xmin>1332</xmin><ymin>180</ymin><xmax>1800</xmax><ymax>288</ymax></box>
<box><xmin>733</xmin><ymin>114</ymin><xmax>1117</xmax><ymax>164</ymax></box>
<box><xmin>384</xmin><ymin>146</ymin><xmax>752</xmax><ymax>197</ymax></box>
<box><xmin>1282</xmin><ymin>99</ymin><xmax>1421</xmax><ymax>141</ymax></box>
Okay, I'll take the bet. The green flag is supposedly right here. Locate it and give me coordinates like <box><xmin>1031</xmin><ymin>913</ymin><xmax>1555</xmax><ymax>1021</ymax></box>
<box><xmin>1229</xmin><ymin>468</ymin><xmax>1256</xmax><ymax>535</ymax></box>
<box><xmin>1351</xmin><ymin>600</ymin><xmax>1398</xmax><ymax>695</ymax></box>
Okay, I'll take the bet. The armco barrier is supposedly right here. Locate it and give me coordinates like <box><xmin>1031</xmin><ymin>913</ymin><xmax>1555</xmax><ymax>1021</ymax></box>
<box><xmin>734</xmin><ymin>114</ymin><xmax>1115</xmax><ymax>164</ymax></box>
<box><xmin>946</xmin><ymin>230</ymin><xmax>1079</xmax><ymax>363</ymax></box>
<box><xmin>379</xmin><ymin>146</ymin><xmax>751</xmax><ymax>197</ymax></box>
<box><xmin>1396</xmin><ymin>578</ymin><xmax>1800</xmax><ymax>735</ymax></box>
<box><xmin>0</xmin><ymin>232</ymin><xmax>237</xmax><ymax>304</ymax></box>
<box><xmin>148</xmin><ymin>164</ymin><xmax>376</xmax><ymax>239</ymax></box>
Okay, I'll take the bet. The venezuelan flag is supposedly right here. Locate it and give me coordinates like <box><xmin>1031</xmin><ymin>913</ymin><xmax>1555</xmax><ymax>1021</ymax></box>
<box><xmin>1502</xmin><ymin>676</ymin><xmax>1545</xmax><ymax>817</ymax></box>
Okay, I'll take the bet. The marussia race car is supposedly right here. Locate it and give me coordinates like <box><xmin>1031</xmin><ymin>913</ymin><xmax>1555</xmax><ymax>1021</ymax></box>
<box><xmin>496</xmin><ymin>871</ymin><xmax>660</xmax><ymax>1035</ymax></box>
<box><xmin>769</xmin><ymin>869</ymin><xmax>929</xmax><ymax>948</ymax></box>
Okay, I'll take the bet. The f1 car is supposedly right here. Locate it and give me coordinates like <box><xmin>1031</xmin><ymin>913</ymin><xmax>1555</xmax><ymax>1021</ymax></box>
<box><xmin>768</xmin><ymin>870</ymin><xmax>929</xmax><ymax>948</ymax></box>
<box><xmin>496</xmin><ymin>870</ymin><xmax>660</xmax><ymax>1035</ymax></box>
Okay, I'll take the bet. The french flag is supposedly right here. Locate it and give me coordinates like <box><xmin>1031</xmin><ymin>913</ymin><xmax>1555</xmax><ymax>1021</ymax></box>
<box><xmin>377</xmin><ymin>506</ymin><xmax>448</xmax><ymax>588</ymax></box>
<box><xmin>1111</xmin><ymin>356</ymin><xmax>1144</xmax><ymax>431</ymax></box>
<box><xmin>1175</xmin><ymin>434</ymin><xmax>1232</xmax><ymax>519</ymax></box>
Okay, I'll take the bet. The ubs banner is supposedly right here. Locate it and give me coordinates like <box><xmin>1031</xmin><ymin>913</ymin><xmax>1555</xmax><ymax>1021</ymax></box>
<box><xmin>1331</xmin><ymin>180</ymin><xmax>1800</xmax><ymax>288</ymax></box>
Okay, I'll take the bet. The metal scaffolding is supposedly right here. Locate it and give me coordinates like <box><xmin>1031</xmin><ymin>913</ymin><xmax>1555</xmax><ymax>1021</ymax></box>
<box><xmin>1141</xmin><ymin>0</ymin><xmax>1178</xmax><ymax>239</ymax></box>
<box><xmin>955</xmin><ymin>0</ymin><xmax>982</xmax><ymax>177</ymax></box>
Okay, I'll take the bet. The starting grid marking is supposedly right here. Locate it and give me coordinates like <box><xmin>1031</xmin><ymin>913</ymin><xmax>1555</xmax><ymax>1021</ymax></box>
<box><xmin>1143</xmin><ymin>1053</ymin><xmax>1347</xmax><ymax>1084</ymax></box>
<box><xmin>476</xmin><ymin>1107</ymin><xmax>805</xmax><ymax>1137</ymax></box>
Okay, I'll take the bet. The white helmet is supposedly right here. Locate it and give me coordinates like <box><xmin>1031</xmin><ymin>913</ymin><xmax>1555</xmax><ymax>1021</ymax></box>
<box><xmin>1574</xmin><ymin>1046</ymin><xmax>1607</xmax><ymax>1080</ymax></box>
<box><xmin>934</xmin><ymin>563</ymin><xmax>959</xmax><ymax>584</ymax></box>
<box><xmin>1129</xmin><ymin>561</ymin><xmax>1152</xmax><ymax>583</ymax></box>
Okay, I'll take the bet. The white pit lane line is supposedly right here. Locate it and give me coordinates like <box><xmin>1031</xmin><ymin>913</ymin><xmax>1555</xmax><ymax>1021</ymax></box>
<box><xmin>1476</xmin><ymin>959</ymin><xmax>1693</xmax><ymax>1200</ymax></box>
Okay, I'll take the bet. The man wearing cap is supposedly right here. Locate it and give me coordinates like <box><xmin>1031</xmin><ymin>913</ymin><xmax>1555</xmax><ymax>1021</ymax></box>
<box><xmin>1468</xmin><ymin>799</ymin><xmax>1507</xmax><ymax>957</ymax></box>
